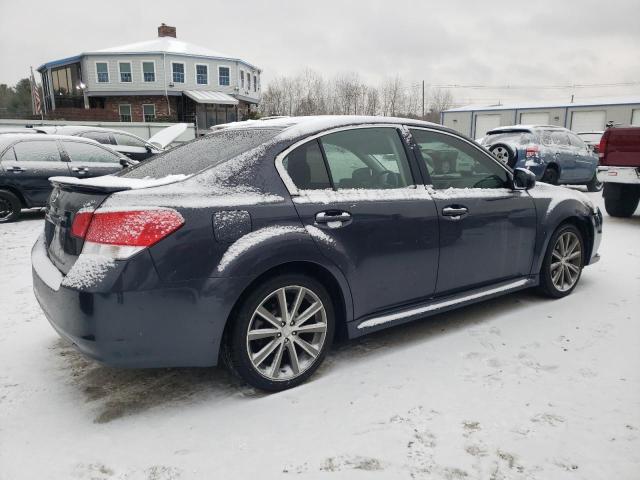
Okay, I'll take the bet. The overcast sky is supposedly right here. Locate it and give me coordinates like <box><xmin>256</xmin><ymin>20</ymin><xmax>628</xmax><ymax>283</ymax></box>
<box><xmin>1</xmin><ymin>0</ymin><xmax>638</xmax><ymax>106</ymax></box>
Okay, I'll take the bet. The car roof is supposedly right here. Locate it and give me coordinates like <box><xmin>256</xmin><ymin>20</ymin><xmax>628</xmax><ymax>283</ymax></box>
<box><xmin>0</xmin><ymin>133</ymin><xmax>112</xmax><ymax>150</ymax></box>
<box><xmin>211</xmin><ymin>115</ymin><xmax>449</xmax><ymax>141</ymax></box>
<box><xmin>487</xmin><ymin>124</ymin><xmax>569</xmax><ymax>134</ymax></box>
<box><xmin>39</xmin><ymin>125</ymin><xmax>139</xmax><ymax>136</ymax></box>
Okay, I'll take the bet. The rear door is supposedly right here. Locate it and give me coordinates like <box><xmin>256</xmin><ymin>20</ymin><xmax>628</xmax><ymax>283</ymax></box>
<box><xmin>409</xmin><ymin>127</ymin><xmax>537</xmax><ymax>295</ymax></box>
<box><xmin>548</xmin><ymin>131</ymin><xmax>576</xmax><ymax>181</ymax></box>
<box><xmin>568</xmin><ymin>132</ymin><xmax>597</xmax><ymax>182</ymax></box>
<box><xmin>281</xmin><ymin>126</ymin><xmax>440</xmax><ymax>320</ymax></box>
<box><xmin>6</xmin><ymin>139</ymin><xmax>70</xmax><ymax>206</ymax></box>
<box><xmin>59</xmin><ymin>139</ymin><xmax>124</xmax><ymax>178</ymax></box>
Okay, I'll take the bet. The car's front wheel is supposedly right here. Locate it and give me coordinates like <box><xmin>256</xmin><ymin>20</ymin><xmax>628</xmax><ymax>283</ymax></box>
<box><xmin>223</xmin><ymin>274</ymin><xmax>335</xmax><ymax>391</ymax></box>
<box><xmin>0</xmin><ymin>190</ymin><xmax>21</xmax><ymax>223</ymax></box>
<box><xmin>538</xmin><ymin>224</ymin><xmax>584</xmax><ymax>298</ymax></box>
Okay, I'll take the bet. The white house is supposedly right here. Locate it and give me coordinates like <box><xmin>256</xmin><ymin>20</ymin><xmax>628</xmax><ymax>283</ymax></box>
<box><xmin>38</xmin><ymin>24</ymin><xmax>261</xmax><ymax>131</ymax></box>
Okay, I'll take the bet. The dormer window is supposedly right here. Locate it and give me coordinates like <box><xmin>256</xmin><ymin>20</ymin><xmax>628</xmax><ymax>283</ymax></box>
<box><xmin>142</xmin><ymin>62</ymin><xmax>155</xmax><ymax>82</ymax></box>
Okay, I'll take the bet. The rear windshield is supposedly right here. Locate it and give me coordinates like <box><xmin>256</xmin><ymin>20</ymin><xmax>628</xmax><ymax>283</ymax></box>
<box><xmin>120</xmin><ymin>128</ymin><xmax>280</xmax><ymax>179</ymax></box>
<box><xmin>483</xmin><ymin>131</ymin><xmax>537</xmax><ymax>146</ymax></box>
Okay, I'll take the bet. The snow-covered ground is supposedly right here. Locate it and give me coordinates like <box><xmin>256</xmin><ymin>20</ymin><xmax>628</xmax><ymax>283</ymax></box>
<box><xmin>0</xmin><ymin>192</ymin><xmax>638</xmax><ymax>480</ymax></box>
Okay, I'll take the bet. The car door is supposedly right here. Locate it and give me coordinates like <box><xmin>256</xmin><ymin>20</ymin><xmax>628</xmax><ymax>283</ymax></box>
<box><xmin>281</xmin><ymin>126</ymin><xmax>440</xmax><ymax>320</ymax></box>
<box><xmin>550</xmin><ymin>131</ymin><xmax>577</xmax><ymax>181</ymax></box>
<box><xmin>111</xmin><ymin>132</ymin><xmax>154</xmax><ymax>160</ymax></box>
<box><xmin>6</xmin><ymin>139</ymin><xmax>70</xmax><ymax>206</ymax></box>
<box><xmin>408</xmin><ymin>127</ymin><xmax>537</xmax><ymax>296</ymax></box>
<box><xmin>568</xmin><ymin>132</ymin><xmax>598</xmax><ymax>182</ymax></box>
<box><xmin>59</xmin><ymin>139</ymin><xmax>125</xmax><ymax>178</ymax></box>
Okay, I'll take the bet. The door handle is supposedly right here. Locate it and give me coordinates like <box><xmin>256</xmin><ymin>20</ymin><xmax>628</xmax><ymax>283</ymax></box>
<box><xmin>71</xmin><ymin>167</ymin><xmax>89</xmax><ymax>174</ymax></box>
<box><xmin>6</xmin><ymin>166</ymin><xmax>25</xmax><ymax>173</ymax></box>
<box><xmin>442</xmin><ymin>206</ymin><xmax>468</xmax><ymax>219</ymax></box>
<box><xmin>315</xmin><ymin>211</ymin><xmax>352</xmax><ymax>228</ymax></box>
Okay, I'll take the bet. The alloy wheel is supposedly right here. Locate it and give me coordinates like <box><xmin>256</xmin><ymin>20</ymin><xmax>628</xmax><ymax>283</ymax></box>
<box><xmin>0</xmin><ymin>197</ymin><xmax>12</xmax><ymax>221</ymax></box>
<box><xmin>246</xmin><ymin>286</ymin><xmax>328</xmax><ymax>381</ymax></box>
<box><xmin>492</xmin><ymin>146</ymin><xmax>510</xmax><ymax>165</ymax></box>
<box><xmin>550</xmin><ymin>231</ymin><xmax>582</xmax><ymax>292</ymax></box>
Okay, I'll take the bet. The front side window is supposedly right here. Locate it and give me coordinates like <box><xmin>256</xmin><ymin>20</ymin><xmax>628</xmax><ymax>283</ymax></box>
<box><xmin>410</xmin><ymin>129</ymin><xmax>509</xmax><ymax>190</ymax></box>
<box><xmin>551</xmin><ymin>131</ymin><xmax>570</xmax><ymax>146</ymax></box>
<box><xmin>63</xmin><ymin>141</ymin><xmax>120</xmax><ymax>163</ymax></box>
<box><xmin>113</xmin><ymin>133</ymin><xmax>146</xmax><ymax>148</ymax></box>
<box><xmin>96</xmin><ymin>62</ymin><xmax>109</xmax><ymax>83</ymax></box>
<box><xmin>320</xmin><ymin>128</ymin><xmax>413</xmax><ymax>189</ymax></box>
<box><xmin>172</xmin><ymin>63</ymin><xmax>185</xmax><ymax>83</ymax></box>
<box><xmin>80</xmin><ymin>131</ymin><xmax>115</xmax><ymax>145</ymax></box>
<box><xmin>219</xmin><ymin>66</ymin><xmax>230</xmax><ymax>86</ymax></box>
<box><xmin>142</xmin><ymin>104</ymin><xmax>156</xmax><ymax>122</ymax></box>
<box><xmin>119</xmin><ymin>104</ymin><xmax>132</xmax><ymax>122</ymax></box>
<box><xmin>196</xmin><ymin>64</ymin><xmax>208</xmax><ymax>85</ymax></box>
<box><xmin>283</xmin><ymin>140</ymin><xmax>332</xmax><ymax>190</ymax></box>
<box><xmin>119</xmin><ymin>62</ymin><xmax>131</xmax><ymax>82</ymax></box>
<box><xmin>568</xmin><ymin>133</ymin><xmax>586</xmax><ymax>149</ymax></box>
<box><xmin>142</xmin><ymin>62</ymin><xmax>155</xmax><ymax>82</ymax></box>
<box><xmin>13</xmin><ymin>141</ymin><xmax>61</xmax><ymax>162</ymax></box>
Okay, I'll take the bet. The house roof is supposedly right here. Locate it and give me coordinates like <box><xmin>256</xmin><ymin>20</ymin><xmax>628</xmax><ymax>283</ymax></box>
<box><xmin>39</xmin><ymin>37</ymin><xmax>259</xmax><ymax>71</ymax></box>
<box><xmin>444</xmin><ymin>96</ymin><xmax>640</xmax><ymax>113</ymax></box>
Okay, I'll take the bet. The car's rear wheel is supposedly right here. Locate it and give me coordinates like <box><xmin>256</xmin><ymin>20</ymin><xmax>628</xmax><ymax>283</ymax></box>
<box><xmin>489</xmin><ymin>143</ymin><xmax>516</xmax><ymax>167</ymax></box>
<box><xmin>603</xmin><ymin>184</ymin><xmax>639</xmax><ymax>217</ymax></box>
<box><xmin>223</xmin><ymin>274</ymin><xmax>335</xmax><ymax>391</ymax></box>
<box><xmin>541</xmin><ymin>165</ymin><xmax>559</xmax><ymax>185</ymax></box>
<box><xmin>586</xmin><ymin>173</ymin><xmax>603</xmax><ymax>192</ymax></box>
<box><xmin>538</xmin><ymin>224</ymin><xmax>584</xmax><ymax>298</ymax></box>
<box><xmin>0</xmin><ymin>190</ymin><xmax>21</xmax><ymax>223</ymax></box>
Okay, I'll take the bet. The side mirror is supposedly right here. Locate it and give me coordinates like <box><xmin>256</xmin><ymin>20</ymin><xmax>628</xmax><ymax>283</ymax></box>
<box><xmin>513</xmin><ymin>168</ymin><xmax>536</xmax><ymax>190</ymax></box>
<box><xmin>119</xmin><ymin>158</ymin><xmax>136</xmax><ymax>168</ymax></box>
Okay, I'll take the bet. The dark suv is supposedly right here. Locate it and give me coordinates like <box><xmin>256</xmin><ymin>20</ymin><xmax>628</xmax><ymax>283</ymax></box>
<box><xmin>482</xmin><ymin>125</ymin><xmax>601</xmax><ymax>191</ymax></box>
<box><xmin>32</xmin><ymin>116</ymin><xmax>602</xmax><ymax>391</ymax></box>
<box><xmin>0</xmin><ymin>134</ymin><xmax>130</xmax><ymax>222</ymax></box>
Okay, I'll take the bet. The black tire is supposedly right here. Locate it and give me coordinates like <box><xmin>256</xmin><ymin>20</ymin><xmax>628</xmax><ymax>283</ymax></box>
<box><xmin>586</xmin><ymin>172</ymin><xmax>603</xmax><ymax>192</ymax></box>
<box><xmin>603</xmin><ymin>184</ymin><xmax>639</xmax><ymax>217</ymax></box>
<box><xmin>0</xmin><ymin>190</ymin><xmax>21</xmax><ymax>223</ymax></box>
<box><xmin>538</xmin><ymin>223</ymin><xmax>584</xmax><ymax>299</ymax></box>
<box><xmin>222</xmin><ymin>274</ymin><xmax>335</xmax><ymax>392</ymax></box>
<box><xmin>541</xmin><ymin>165</ymin><xmax>560</xmax><ymax>185</ymax></box>
<box><xmin>489</xmin><ymin>143</ymin><xmax>516</xmax><ymax>167</ymax></box>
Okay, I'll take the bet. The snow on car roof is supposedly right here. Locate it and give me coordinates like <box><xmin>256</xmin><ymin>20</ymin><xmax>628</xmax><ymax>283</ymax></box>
<box><xmin>0</xmin><ymin>133</ymin><xmax>106</xmax><ymax>148</ymax></box>
<box><xmin>486</xmin><ymin>124</ymin><xmax>567</xmax><ymax>134</ymax></box>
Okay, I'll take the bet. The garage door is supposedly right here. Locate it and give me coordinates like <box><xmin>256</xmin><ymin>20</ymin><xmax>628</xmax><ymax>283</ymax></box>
<box><xmin>632</xmin><ymin>109</ymin><xmax>640</xmax><ymax>126</ymax></box>
<box><xmin>474</xmin><ymin>114</ymin><xmax>501</xmax><ymax>138</ymax></box>
<box><xmin>571</xmin><ymin>110</ymin><xmax>606</xmax><ymax>132</ymax></box>
<box><xmin>520</xmin><ymin>112</ymin><xmax>550</xmax><ymax>125</ymax></box>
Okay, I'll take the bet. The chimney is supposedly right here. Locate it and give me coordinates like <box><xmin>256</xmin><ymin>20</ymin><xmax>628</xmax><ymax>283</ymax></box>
<box><xmin>158</xmin><ymin>23</ymin><xmax>176</xmax><ymax>38</ymax></box>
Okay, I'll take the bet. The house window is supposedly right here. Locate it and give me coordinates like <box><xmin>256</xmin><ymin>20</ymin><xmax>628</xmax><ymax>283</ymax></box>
<box><xmin>142</xmin><ymin>62</ymin><xmax>155</xmax><ymax>82</ymax></box>
<box><xmin>119</xmin><ymin>62</ymin><xmax>132</xmax><ymax>82</ymax></box>
<box><xmin>219</xmin><ymin>66</ymin><xmax>229</xmax><ymax>86</ymax></box>
<box><xmin>119</xmin><ymin>104</ymin><xmax>132</xmax><ymax>122</ymax></box>
<box><xmin>240</xmin><ymin>71</ymin><xmax>244</xmax><ymax>89</ymax></box>
<box><xmin>172</xmin><ymin>63</ymin><xmax>184</xmax><ymax>83</ymax></box>
<box><xmin>142</xmin><ymin>104</ymin><xmax>156</xmax><ymax>122</ymax></box>
<box><xmin>254</xmin><ymin>75</ymin><xmax>257</xmax><ymax>92</ymax></box>
<box><xmin>196</xmin><ymin>64</ymin><xmax>208</xmax><ymax>85</ymax></box>
<box><xmin>247</xmin><ymin>74</ymin><xmax>251</xmax><ymax>91</ymax></box>
<box><xmin>96</xmin><ymin>62</ymin><xmax>109</xmax><ymax>83</ymax></box>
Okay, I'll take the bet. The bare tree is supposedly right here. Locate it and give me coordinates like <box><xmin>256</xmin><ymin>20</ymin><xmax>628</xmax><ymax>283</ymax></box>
<box><xmin>426</xmin><ymin>87</ymin><xmax>454</xmax><ymax>123</ymax></box>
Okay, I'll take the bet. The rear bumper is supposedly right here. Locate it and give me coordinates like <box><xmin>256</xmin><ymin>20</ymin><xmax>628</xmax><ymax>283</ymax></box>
<box><xmin>32</xmin><ymin>236</ymin><xmax>246</xmax><ymax>368</ymax></box>
<box><xmin>597</xmin><ymin>166</ymin><xmax>640</xmax><ymax>185</ymax></box>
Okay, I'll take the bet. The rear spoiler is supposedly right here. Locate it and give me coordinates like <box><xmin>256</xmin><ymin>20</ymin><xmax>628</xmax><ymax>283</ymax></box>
<box><xmin>49</xmin><ymin>174</ymin><xmax>190</xmax><ymax>193</ymax></box>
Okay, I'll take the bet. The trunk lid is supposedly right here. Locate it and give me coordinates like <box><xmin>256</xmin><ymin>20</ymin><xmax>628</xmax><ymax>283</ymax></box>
<box><xmin>147</xmin><ymin>123</ymin><xmax>188</xmax><ymax>150</ymax></box>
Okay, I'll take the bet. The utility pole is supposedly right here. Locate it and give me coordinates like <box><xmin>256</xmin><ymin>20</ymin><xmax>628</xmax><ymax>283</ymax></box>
<box><xmin>421</xmin><ymin>80</ymin><xmax>425</xmax><ymax>118</ymax></box>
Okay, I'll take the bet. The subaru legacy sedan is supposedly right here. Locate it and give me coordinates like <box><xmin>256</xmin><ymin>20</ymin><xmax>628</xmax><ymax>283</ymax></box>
<box><xmin>32</xmin><ymin>116</ymin><xmax>602</xmax><ymax>391</ymax></box>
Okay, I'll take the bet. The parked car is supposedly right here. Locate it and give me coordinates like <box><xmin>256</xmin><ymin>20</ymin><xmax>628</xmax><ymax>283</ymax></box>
<box><xmin>32</xmin><ymin>116</ymin><xmax>602</xmax><ymax>392</ymax></box>
<box><xmin>0</xmin><ymin>134</ymin><xmax>133</xmax><ymax>222</ymax></box>
<box><xmin>482</xmin><ymin>125</ymin><xmax>602</xmax><ymax>191</ymax></box>
<box><xmin>37</xmin><ymin>123</ymin><xmax>187</xmax><ymax>161</ymax></box>
<box><xmin>0</xmin><ymin>127</ymin><xmax>45</xmax><ymax>135</ymax></box>
<box><xmin>597</xmin><ymin>126</ymin><xmax>640</xmax><ymax>217</ymax></box>
<box><xmin>576</xmin><ymin>131</ymin><xmax>603</xmax><ymax>154</ymax></box>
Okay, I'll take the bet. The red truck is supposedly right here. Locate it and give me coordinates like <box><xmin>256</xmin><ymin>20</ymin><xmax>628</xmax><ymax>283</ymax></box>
<box><xmin>597</xmin><ymin>126</ymin><xmax>640</xmax><ymax>217</ymax></box>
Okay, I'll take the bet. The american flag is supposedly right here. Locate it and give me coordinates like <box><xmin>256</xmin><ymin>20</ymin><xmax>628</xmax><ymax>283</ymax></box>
<box><xmin>30</xmin><ymin>67</ymin><xmax>42</xmax><ymax>116</ymax></box>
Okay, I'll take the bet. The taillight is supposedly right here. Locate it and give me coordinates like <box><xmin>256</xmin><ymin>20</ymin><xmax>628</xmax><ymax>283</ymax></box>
<box><xmin>71</xmin><ymin>208</ymin><xmax>184</xmax><ymax>260</ymax></box>
<box><xmin>598</xmin><ymin>132</ymin><xmax>608</xmax><ymax>161</ymax></box>
<box><xmin>525</xmin><ymin>145</ymin><xmax>540</xmax><ymax>158</ymax></box>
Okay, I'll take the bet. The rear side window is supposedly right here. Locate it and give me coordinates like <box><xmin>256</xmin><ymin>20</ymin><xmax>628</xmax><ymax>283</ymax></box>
<box><xmin>63</xmin><ymin>141</ymin><xmax>121</xmax><ymax>163</ymax></box>
<box><xmin>80</xmin><ymin>131</ymin><xmax>115</xmax><ymax>145</ymax></box>
<box><xmin>13</xmin><ymin>141</ymin><xmax>61</xmax><ymax>162</ymax></box>
<box><xmin>282</xmin><ymin>140</ymin><xmax>331</xmax><ymax>190</ymax></box>
<box><xmin>550</xmin><ymin>131</ymin><xmax>570</xmax><ymax>146</ymax></box>
<box><xmin>121</xmin><ymin>128</ymin><xmax>279</xmax><ymax>178</ymax></box>
<box><xmin>1</xmin><ymin>147</ymin><xmax>16</xmax><ymax>162</ymax></box>
<box><xmin>568</xmin><ymin>133</ymin><xmax>586</xmax><ymax>148</ymax></box>
<box><xmin>320</xmin><ymin>128</ymin><xmax>412</xmax><ymax>189</ymax></box>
